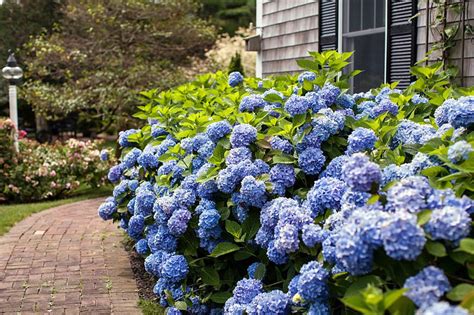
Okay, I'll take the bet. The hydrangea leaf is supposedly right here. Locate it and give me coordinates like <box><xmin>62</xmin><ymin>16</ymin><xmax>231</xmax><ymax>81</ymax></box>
<box><xmin>209</xmin><ymin>242</ymin><xmax>240</xmax><ymax>258</ymax></box>
<box><xmin>447</xmin><ymin>284</ymin><xmax>474</xmax><ymax>301</ymax></box>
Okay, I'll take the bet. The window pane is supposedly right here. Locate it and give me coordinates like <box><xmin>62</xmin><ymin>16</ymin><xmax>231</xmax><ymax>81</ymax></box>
<box><xmin>362</xmin><ymin>0</ymin><xmax>375</xmax><ymax>29</ymax></box>
<box><xmin>344</xmin><ymin>32</ymin><xmax>385</xmax><ymax>92</ymax></box>
<box><xmin>375</xmin><ymin>0</ymin><xmax>385</xmax><ymax>28</ymax></box>
<box><xmin>349</xmin><ymin>0</ymin><xmax>362</xmax><ymax>32</ymax></box>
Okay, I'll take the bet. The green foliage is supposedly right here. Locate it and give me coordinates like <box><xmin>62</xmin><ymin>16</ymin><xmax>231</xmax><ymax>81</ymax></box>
<box><xmin>110</xmin><ymin>51</ymin><xmax>473</xmax><ymax>314</ymax></box>
<box><xmin>0</xmin><ymin>118</ymin><xmax>114</xmax><ymax>202</ymax></box>
<box><xmin>228</xmin><ymin>52</ymin><xmax>245</xmax><ymax>76</ymax></box>
<box><xmin>199</xmin><ymin>0</ymin><xmax>256</xmax><ymax>35</ymax></box>
<box><xmin>21</xmin><ymin>0</ymin><xmax>216</xmax><ymax>133</ymax></box>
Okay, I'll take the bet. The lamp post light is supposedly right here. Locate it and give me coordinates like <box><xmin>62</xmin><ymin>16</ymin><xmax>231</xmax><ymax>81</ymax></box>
<box><xmin>2</xmin><ymin>51</ymin><xmax>23</xmax><ymax>152</ymax></box>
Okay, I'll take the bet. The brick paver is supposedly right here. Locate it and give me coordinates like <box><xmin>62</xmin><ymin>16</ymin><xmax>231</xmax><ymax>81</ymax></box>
<box><xmin>0</xmin><ymin>198</ymin><xmax>141</xmax><ymax>314</ymax></box>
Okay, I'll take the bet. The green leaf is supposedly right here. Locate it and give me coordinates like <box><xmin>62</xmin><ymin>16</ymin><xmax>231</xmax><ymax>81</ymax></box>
<box><xmin>447</xmin><ymin>284</ymin><xmax>474</xmax><ymax>301</ymax></box>
<box><xmin>425</xmin><ymin>241</ymin><xmax>447</xmax><ymax>257</ymax></box>
<box><xmin>340</xmin><ymin>295</ymin><xmax>371</xmax><ymax>314</ymax></box>
<box><xmin>263</xmin><ymin>92</ymin><xmax>284</xmax><ymax>104</ymax></box>
<box><xmin>272</xmin><ymin>153</ymin><xmax>296</xmax><ymax>164</ymax></box>
<box><xmin>383</xmin><ymin>289</ymin><xmax>407</xmax><ymax>309</ymax></box>
<box><xmin>210</xmin><ymin>291</ymin><xmax>233</xmax><ymax>304</ymax></box>
<box><xmin>344</xmin><ymin>275</ymin><xmax>383</xmax><ymax>297</ymax></box>
<box><xmin>416</xmin><ymin>210</ymin><xmax>432</xmax><ymax>225</ymax></box>
<box><xmin>254</xmin><ymin>263</ymin><xmax>266</xmax><ymax>280</ymax></box>
<box><xmin>241</xmin><ymin>211</ymin><xmax>260</xmax><ymax>241</ymax></box>
<box><xmin>225</xmin><ymin>220</ymin><xmax>242</xmax><ymax>239</ymax></box>
<box><xmin>174</xmin><ymin>301</ymin><xmax>188</xmax><ymax>311</ymax></box>
<box><xmin>460</xmin><ymin>238</ymin><xmax>474</xmax><ymax>255</ymax></box>
<box><xmin>209</xmin><ymin>242</ymin><xmax>240</xmax><ymax>258</ymax></box>
<box><xmin>199</xmin><ymin>267</ymin><xmax>220</xmax><ymax>287</ymax></box>
<box><xmin>296</xmin><ymin>59</ymin><xmax>319</xmax><ymax>70</ymax></box>
<box><xmin>388</xmin><ymin>296</ymin><xmax>415</xmax><ymax>315</ymax></box>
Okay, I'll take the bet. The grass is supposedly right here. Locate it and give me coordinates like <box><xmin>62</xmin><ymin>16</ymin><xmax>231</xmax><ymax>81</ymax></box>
<box><xmin>138</xmin><ymin>299</ymin><xmax>165</xmax><ymax>315</ymax></box>
<box><xmin>0</xmin><ymin>185</ymin><xmax>112</xmax><ymax>236</ymax></box>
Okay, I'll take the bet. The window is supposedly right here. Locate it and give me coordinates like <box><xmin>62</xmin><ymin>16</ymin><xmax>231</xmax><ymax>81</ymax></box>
<box><xmin>340</xmin><ymin>0</ymin><xmax>386</xmax><ymax>92</ymax></box>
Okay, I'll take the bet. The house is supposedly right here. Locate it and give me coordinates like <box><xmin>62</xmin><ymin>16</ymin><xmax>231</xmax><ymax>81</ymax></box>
<box><xmin>248</xmin><ymin>0</ymin><xmax>473</xmax><ymax>91</ymax></box>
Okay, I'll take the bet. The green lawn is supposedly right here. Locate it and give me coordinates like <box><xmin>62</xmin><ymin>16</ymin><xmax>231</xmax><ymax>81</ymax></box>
<box><xmin>0</xmin><ymin>186</ymin><xmax>112</xmax><ymax>236</ymax></box>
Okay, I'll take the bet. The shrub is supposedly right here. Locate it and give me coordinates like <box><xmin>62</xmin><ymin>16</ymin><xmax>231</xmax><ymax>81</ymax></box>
<box><xmin>99</xmin><ymin>51</ymin><xmax>473</xmax><ymax>314</ymax></box>
<box><xmin>0</xmin><ymin>120</ymin><xmax>114</xmax><ymax>202</ymax></box>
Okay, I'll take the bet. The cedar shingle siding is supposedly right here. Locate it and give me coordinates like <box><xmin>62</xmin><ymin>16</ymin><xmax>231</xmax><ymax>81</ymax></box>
<box><xmin>261</xmin><ymin>0</ymin><xmax>319</xmax><ymax>76</ymax></box>
<box><xmin>258</xmin><ymin>0</ymin><xmax>473</xmax><ymax>87</ymax></box>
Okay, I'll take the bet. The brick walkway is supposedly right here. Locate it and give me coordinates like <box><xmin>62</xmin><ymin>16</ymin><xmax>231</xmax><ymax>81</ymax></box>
<box><xmin>0</xmin><ymin>198</ymin><xmax>141</xmax><ymax>314</ymax></box>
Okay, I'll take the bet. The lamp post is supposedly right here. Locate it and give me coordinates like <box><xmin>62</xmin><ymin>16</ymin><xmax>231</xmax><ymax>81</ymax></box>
<box><xmin>2</xmin><ymin>51</ymin><xmax>23</xmax><ymax>152</ymax></box>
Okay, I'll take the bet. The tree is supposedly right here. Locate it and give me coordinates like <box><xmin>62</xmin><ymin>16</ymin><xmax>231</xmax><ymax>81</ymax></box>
<box><xmin>22</xmin><ymin>0</ymin><xmax>215</xmax><ymax>134</ymax></box>
<box><xmin>199</xmin><ymin>0</ymin><xmax>256</xmax><ymax>35</ymax></box>
<box><xmin>228</xmin><ymin>52</ymin><xmax>245</xmax><ymax>75</ymax></box>
<box><xmin>0</xmin><ymin>0</ymin><xmax>61</xmax><ymax>117</ymax></box>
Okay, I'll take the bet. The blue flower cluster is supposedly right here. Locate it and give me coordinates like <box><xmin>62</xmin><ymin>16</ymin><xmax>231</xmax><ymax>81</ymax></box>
<box><xmin>99</xmin><ymin>70</ymin><xmax>473</xmax><ymax>314</ymax></box>
<box><xmin>403</xmin><ymin>266</ymin><xmax>451</xmax><ymax>307</ymax></box>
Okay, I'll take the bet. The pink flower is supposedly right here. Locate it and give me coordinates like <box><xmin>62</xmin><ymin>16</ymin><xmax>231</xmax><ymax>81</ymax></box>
<box><xmin>50</xmin><ymin>170</ymin><xmax>57</xmax><ymax>177</ymax></box>
<box><xmin>19</xmin><ymin>130</ymin><xmax>27</xmax><ymax>139</ymax></box>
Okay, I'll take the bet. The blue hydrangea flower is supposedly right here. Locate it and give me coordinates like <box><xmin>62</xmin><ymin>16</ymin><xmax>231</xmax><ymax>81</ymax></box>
<box><xmin>98</xmin><ymin>197</ymin><xmax>117</xmax><ymax>220</ymax></box>
<box><xmin>346</xmin><ymin>127</ymin><xmax>377</xmax><ymax>154</ymax></box>
<box><xmin>435</xmin><ymin>97</ymin><xmax>474</xmax><ymax>128</ymax></box>
<box><xmin>381</xmin><ymin>211</ymin><xmax>425</xmax><ymax>260</ymax></box>
<box><xmin>267</xmin><ymin>240</ymin><xmax>289</xmax><ymax>264</ymax></box>
<box><xmin>320</xmin><ymin>155</ymin><xmax>349</xmax><ymax>180</ymax></box>
<box><xmin>135</xmin><ymin>239</ymin><xmax>149</xmax><ymax>255</ymax></box>
<box><xmin>199</xmin><ymin>208</ymin><xmax>220</xmax><ymax>230</ymax></box>
<box><xmin>230</xmin><ymin>124</ymin><xmax>257</xmax><ymax>148</ymax></box>
<box><xmin>403</xmin><ymin>266</ymin><xmax>451</xmax><ymax>307</ymax></box>
<box><xmin>342</xmin><ymin>153</ymin><xmax>381</xmax><ymax>192</ymax></box>
<box><xmin>269</xmin><ymin>164</ymin><xmax>295</xmax><ymax>195</ymax></box>
<box><xmin>247</xmin><ymin>290</ymin><xmax>290</xmax><ymax>315</ymax></box>
<box><xmin>113</xmin><ymin>180</ymin><xmax>129</xmax><ymax>200</ymax></box>
<box><xmin>386</xmin><ymin>176</ymin><xmax>433</xmax><ymax>213</ymax></box>
<box><xmin>166</xmin><ymin>307</ymin><xmax>181</xmax><ymax>315</ymax></box>
<box><xmin>229</xmin><ymin>71</ymin><xmax>244</xmax><ymax>87</ymax></box>
<box><xmin>134</xmin><ymin>189</ymin><xmax>156</xmax><ymax>217</ymax></box>
<box><xmin>137</xmin><ymin>152</ymin><xmax>159</xmax><ymax>169</ymax></box>
<box><xmin>173</xmin><ymin>188</ymin><xmax>196</xmax><ymax>208</ymax></box>
<box><xmin>298</xmin><ymin>71</ymin><xmax>316</xmax><ymax>84</ymax></box>
<box><xmin>392</xmin><ymin>120</ymin><xmax>436</xmax><ymax>147</ymax></box>
<box><xmin>425</xmin><ymin>206</ymin><xmax>471</xmax><ymax>244</ymax></box>
<box><xmin>448</xmin><ymin>140</ymin><xmax>472</xmax><ymax>163</ymax></box>
<box><xmin>118</xmin><ymin>129</ymin><xmax>139</xmax><ymax>147</ymax></box>
<box><xmin>100</xmin><ymin>149</ymin><xmax>108</xmax><ymax>161</ymax></box>
<box><xmin>417</xmin><ymin>302</ymin><xmax>468</xmax><ymax>315</ymax></box>
<box><xmin>308</xmin><ymin>303</ymin><xmax>331</xmax><ymax>315</ymax></box>
<box><xmin>167</xmin><ymin>209</ymin><xmax>191</xmax><ymax>236</ymax></box>
<box><xmin>254</xmin><ymin>159</ymin><xmax>270</xmax><ymax>175</ymax></box>
<box><xmin>240</xmin><ymin>176</ymin><xmax>267</xmax><ymax>208</ymax></box>
<box><xmin>239</xmin><ymin>94</ymin><xmax>267</xmax><ymax>112</ymax></box>
<box><xmin>275</xmin><ymin>224</ymin><xmax>300</xmax><ymax>254</ymax></box>
<box><xmin>226</xmin><ymin>147</ymin><xmax>252</xmax><ymax>165</ymax></box>
<box><xmin>284</xmin><ymin>94</ymin><xmax>310</xmax><ymax>116</ymax></box>
<box><xmin>151</xmin><ymin>125</ymin><xmax>167</xmax><ymax>138</ymax></box>
<box><xmin>232</xmin><ymin>278</ymin><xmax>263</xmax><ymax>304</ymax></box>
<box><xmin>128</xmin><ymin>214</ymin><xmax>145</xmax><ymax>239</ymax></box>
<box><xmin>108</xmin><ymin>164</ymin><xmax>123</xmax><ymax>183</ymax></box>
<box><xmin>412</xmin><ymin>94</ymin><xmax>428</xmax><ymax>104</ymax></box>
<box><xmin>317</xmin><ymin>83</ymin><xmax>340</xmax><ymax>107</ymax></box>
<box><xmin>206</xmin><ymin>120</ymin><xmax>232</xmax><ymax>143</ymax></box>
<box><xmin>154</xmin><ymin>225</ymin><xmax>178</xmax><ymax>252</ymax></box>
<box><xmin>307</xmin><ymin>177</ymin><xmax>346</xmax><ymax>217</ymax></box>
<box><xmin>297</xmin><ymin>262</ymin><xmax>329</xmax><ymax>302</ymax></box>
<box><xmin>336</xmin><ymin>94</ymin><xmax>355</xmax><ymax>109</ymax></box>
<box><xmin>302</xmin><ymin>224</ymin><xmax>325</xmax><ymax>247</ymax></box>
<box><xmin>298</xmin><ymin>147</ymin><xmax>326</xmax><ymax>175</ymax></box>
<box><xmin>270</xmin><ymin>136</ymin><xmax>293</xmax><ymax>154</ymax></box>
<box><xmin>335</xmin><ymin>225</ymin><xmax>374</xmax><ymax>275</ymax></box>
<box><xmin>247</xmin><ymin>263</ymin><xmax>260</xmax><ymax>279</ymax></box>
<box><xmin>161</xmin><ymin>255</ymin><xmax>189</xmax><ymax>282</ymax></box>
<box><xmin>145</xmin><ymin>250</ymin><xmax>171</xmax><ymax>276</ymax></box>
<box><xmin>305</xmin><ymin>91</ymin><xmax>325</xmax><ymax>113</ymax></box>
<box><xmin>370</xmin><ymin>98</ymin><xmax>398</xmax><ymax>118</ymax></box>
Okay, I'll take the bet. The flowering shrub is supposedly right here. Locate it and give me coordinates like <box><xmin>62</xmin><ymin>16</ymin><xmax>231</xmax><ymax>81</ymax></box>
<box><xmin>99</xmin><ymin>51</ymin><xmax>473</xmax><ymax>314</ymax></box>
<box><xmin>0</xmin><ymin>124</ymin><xmax>113</xmax><ymax>202</ymax></box>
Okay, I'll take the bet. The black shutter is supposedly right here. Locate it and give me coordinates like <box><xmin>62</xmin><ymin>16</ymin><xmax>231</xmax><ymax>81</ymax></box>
<box><xmin>387</xmin><ymin>0</ymin><xmax>417</xmax><ymax>88</ymax></box>
<box><xmin>319</xmin><ymin>0</ymin><xmax>338</xmax><ymax>51</ymax></box>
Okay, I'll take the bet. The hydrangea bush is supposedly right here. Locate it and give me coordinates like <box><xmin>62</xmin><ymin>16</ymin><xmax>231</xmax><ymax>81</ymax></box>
<box><xmin>99</xmin><ymin>51</ymin><xmax>474</xmax><ymax>315</ymax></box>
<box><xmin>1</xmin><ymin>122</ymin><xmax>113</xmax><ymax>202</ymax></box>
